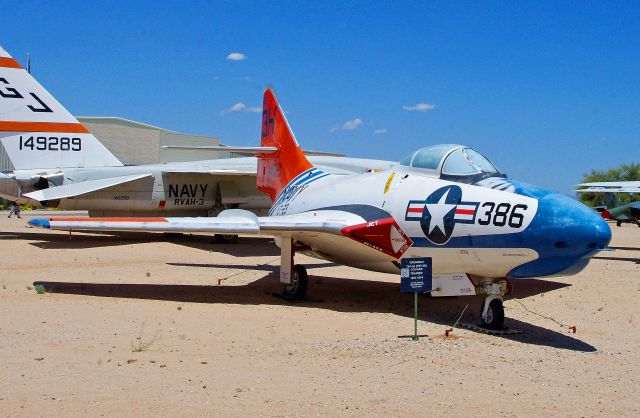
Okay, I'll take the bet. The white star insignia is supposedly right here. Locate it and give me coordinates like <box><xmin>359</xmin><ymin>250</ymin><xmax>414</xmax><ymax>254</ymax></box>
<box><xmin>424</xmin><ymin>189</ymin><xmax>457</xmax><ymax>235</ymax></box>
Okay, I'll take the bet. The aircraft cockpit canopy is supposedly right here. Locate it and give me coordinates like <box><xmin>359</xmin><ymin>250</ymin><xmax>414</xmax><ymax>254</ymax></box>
<box><xmin>399</xmin><ymin>144</ymin><xmax>503</xmax><ymax>182</ymax></box>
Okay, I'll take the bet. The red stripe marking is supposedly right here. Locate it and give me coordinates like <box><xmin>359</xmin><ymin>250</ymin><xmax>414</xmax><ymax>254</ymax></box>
<box><xmin>0</xmin><ymin>57</ymin><xmax>22</xmax><ymax>69</ymax></box>
<box><xmin>0</xmin><ymin>121</ymin><xmax>90</xmax><ymax>133</ymax></box>
<box><xmin>407</xmin><ymin>208</ymin><xmax>423</xmax><ymax>213</ymax></box>
<box><xmin>455</xmin><ymin>209</ymin><xmax>475</xmax><ymax>215</ymax></box>
<box><xmin>49</xmin><ymin>217</ymin><xmax>169</xmax><ymax>223</ymax></box>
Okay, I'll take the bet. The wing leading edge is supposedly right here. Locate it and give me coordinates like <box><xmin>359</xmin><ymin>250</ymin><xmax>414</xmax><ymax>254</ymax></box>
<box><xmin>28</xmin><ymin>209</ymin><xmax>412</xmax><ymax>259</ymax></box>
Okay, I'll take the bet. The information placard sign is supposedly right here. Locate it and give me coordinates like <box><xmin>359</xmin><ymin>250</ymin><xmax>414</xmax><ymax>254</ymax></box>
<box><xmin>400</xmin><ymin>257</ymin><xmax>432</xmax><ymax>293</ymax></box>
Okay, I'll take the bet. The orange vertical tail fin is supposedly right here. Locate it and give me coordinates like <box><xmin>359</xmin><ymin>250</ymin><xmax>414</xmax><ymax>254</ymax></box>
<box><xmin>257</xmin><ymin>89</ymin><xmax>313</xmax><ymax>202</ymax></box>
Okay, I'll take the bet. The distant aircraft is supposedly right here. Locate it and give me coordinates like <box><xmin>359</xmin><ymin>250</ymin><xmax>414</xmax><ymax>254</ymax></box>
<box><xmin>598</xmin><ymin>202</ymin><xmax>640</xmax><ymax>227</ymax></box>
<box><xmin>576</xmin><ymin>182</ymin><xmax>640</xmax><ymax>227</ymax></box>
<box><xmin>0</xmin><ymin>44</ymin><xmax>392</xmax><ymax>241</ymax></box>
<box><xmin>576</xmin><ymin>181</ymin><xmax>640</xmax><ymax>194</ymax></box>
<box><xmin>30</xmin><ymin>88</ymin><xmax>611</xmax><ymax>330</ymax></box>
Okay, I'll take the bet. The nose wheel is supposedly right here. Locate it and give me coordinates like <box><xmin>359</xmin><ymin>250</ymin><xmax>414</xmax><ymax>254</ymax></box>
<box><xmin>480</xmin><ymin>296</ymin><xmax>505</xmax><ymax>330</ymax></box>
<box><xmin>479</xmin><ymin>281</ymin><xmax>507</xmax><ymax>330</ymax></box>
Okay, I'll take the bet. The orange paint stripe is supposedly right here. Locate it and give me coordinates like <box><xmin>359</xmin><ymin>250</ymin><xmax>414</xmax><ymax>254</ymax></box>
<box><xmin>0</xmin><ymin>57</ymin><xmax>22</xmax><ymax>69</ymax></box>
<box><xmin>49</xmin><ymin>217</ymin><xmax>169</xmax><ymax>223</ymax></box>
<box><xmin>0</xmin><ymin>121</ymin><xmax>90</xmax><ymax>133</ymax></box>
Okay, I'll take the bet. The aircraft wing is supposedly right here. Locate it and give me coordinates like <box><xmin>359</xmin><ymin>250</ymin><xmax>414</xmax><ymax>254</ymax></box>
<box><xmin>577</xmin><ymin>187</ymin><xmax>640</xmax><ymax>193</ymax></box>
<box><xmin>576</xmin><ymin>181</ymin><xmax>640</xmax><ymax>193</ymax></box>
<box><xmin>23</xmin><ymin>174</ymin><xmax>153</xmax><ymax>202</ymax></box>
<box><xmin>28</xmin><ymin>208</ymin><xmax>412</xmax><ymax>258</ymax></box>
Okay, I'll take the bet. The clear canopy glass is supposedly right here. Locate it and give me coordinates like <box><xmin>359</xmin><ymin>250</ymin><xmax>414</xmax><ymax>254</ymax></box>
<box><xmin>399</xmin><ymin>144</ymin><xmax>499</xmax><ymax>177</ymax></box>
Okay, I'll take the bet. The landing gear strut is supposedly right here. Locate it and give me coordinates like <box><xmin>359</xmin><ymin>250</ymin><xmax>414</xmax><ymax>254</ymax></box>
<box><xmin>479</xmin><ymin>281</ymin><xmax>507</xmax><ymax>330</ymax></box>
<box><xmin>278</xmin><ymin>237</ymin><xmax>308</xmax><ymax>300</ymax></box>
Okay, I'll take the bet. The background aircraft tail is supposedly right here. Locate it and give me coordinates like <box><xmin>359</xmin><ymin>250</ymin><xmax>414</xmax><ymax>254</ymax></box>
<box><xmin>256</xmin><ymin>89</ymin><xmax>313</xmax><ymax>202</ymax></box>
<box><xmin>0</xmin><ymin>45</ymin><xmax>122</xmax><ymax>170</ymax></box>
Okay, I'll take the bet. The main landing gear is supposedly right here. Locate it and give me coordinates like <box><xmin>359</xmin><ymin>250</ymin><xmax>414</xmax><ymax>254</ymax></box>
<box><xmin>283</xmin><ymin>265</ymin><xmax>308</xmax><ymax>299</ymax></box>
<box><xmin>214</xmin><ymin>234</ymin><xmax>239</xmax><ymax>243</ymax></box>
<box><xmin>479</xmin><ymin>281</ymin><xmax>508</xmax><ymax>330</ymax></box>
<box><xmin>278</xmin><ymin>237</ymin><xmax>309</xmax><ymax>300</ymax></box>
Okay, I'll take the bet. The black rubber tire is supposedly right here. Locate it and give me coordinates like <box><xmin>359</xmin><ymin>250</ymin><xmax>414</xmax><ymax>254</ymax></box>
<box><xmin>481</xmin><ymin>299</ymin><xmax>505</xmax><ymax>330</ymax></box>
<box><xmin>163</xmin><ymin>232</ymin><xmax>185</xmax><ymax>238</ymax></box>
<box><xmin>616</xmin><ymin>221</ymin><xmax>622</xmax><ymax>227</ymax></box>
<box><xmin>214</xmin><ymin>234</ymin><xmax>239</xmax><ymax>244</ymax></box>
<box><xmin>283</xmin><ymin>265</ymin><xmax>308</xmax><ymax>300</ymax></box>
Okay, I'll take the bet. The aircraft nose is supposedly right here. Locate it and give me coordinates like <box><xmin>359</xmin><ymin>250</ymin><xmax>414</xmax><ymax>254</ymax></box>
<box><xmin>534</xmin><ymin>193</ymin><xmax>611</xmax><ymax>254</ymax></box>
<box><xmin>508</xmin><ymin>193</ymin><xmax>611</xmax><ymax>278</ymax></box>
<box><xmin>550</xmin><ymin>194</ymin><xmax>611</xmax><ymax>253</ymax></box>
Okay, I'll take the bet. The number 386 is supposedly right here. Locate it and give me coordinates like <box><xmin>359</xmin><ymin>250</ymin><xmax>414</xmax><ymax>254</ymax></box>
<box><xmin>477</xmin><ymin>203</ymin><xmax>528</xmax><ymax>228</ymax></box>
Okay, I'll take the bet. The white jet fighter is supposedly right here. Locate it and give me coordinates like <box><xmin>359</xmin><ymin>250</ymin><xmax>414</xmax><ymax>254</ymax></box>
<box><xmin>0</xmin><ymin>44</ymin><xmax>392</xmax><ymax>238</ymax></box>
<box><xmin>31</xmin><ymin>89</ymin><xmax>611</xmax><ymax>329</ymax></box>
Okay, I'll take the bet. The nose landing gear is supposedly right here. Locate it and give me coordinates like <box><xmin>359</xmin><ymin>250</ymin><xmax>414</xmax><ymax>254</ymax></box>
<box><xmin>479</xmin><ymin>281</ymin><xmax>507</xmax><ymax>330</ymax></box>
<box><xmin>481</xmin><ymin>296</ymin><xmax>505</xmax><ymax>330</ymax></box>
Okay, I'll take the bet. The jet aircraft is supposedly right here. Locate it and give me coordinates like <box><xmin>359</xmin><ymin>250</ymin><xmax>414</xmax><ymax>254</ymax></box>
<box><xmin>576</xmin><ymin>182</ymin><xmax>640</xmax><ymax>226</ymax></box>
<box><xmin>0</xmin><ymin>45</ymin><xmax>393</xmax><ymax>242</ymax></box>
<box><xmin>31</xmin><ymin>88</ymin><xmax>612</xmax><ymax>330</ymax></box>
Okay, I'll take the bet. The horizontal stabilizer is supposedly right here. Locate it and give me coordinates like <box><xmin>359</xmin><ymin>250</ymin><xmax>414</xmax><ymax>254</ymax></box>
<box><xmin>162</xmin><ymin>145</ymin><xmax>345</xmax><ymax>157</ymax></box>
<box><xmin>23</xmin><ymin>173</ymin><xmax>152</xmax><ymax>201</ymax></box>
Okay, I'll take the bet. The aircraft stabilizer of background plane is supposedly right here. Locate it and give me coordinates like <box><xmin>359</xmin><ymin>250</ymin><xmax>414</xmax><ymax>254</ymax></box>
<box><xmin>0</xmin><ymin>44</ymin><xmax>393</xmax><ymax>223</ymax></box>
<box><xmin>31</xmin><ymin>88</ymin><xmax>611</xmax><ymax>330</ymax></box>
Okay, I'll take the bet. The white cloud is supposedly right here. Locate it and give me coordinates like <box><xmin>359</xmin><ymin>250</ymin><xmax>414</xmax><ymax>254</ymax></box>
<box><xmin>373</xmin><ymin>128</ymin><xmax>387</xmax><ymax>135</ymax></box>
<box><xmin>220</xmin><ymin>102</ymin><xmax>261</xmax><ymax>115</ymax></box>
<box><xmin>226</xmin><ymin>52</ymin><xmax>247</xmax><ymax>61</ymax></box>
<box><xmin>342</xmin><ymin>118</ymin><xmax>363</xmax><ymax>130</ymax></box>
<box><xmin>239</xmin><ymin>75</ymin><xmax>252</xmax><ymax>81</ymax></box>
<box><xmin>402</xmin><ymin>103</ymin><xmax>436</xmax><ymax>112</ymax></box>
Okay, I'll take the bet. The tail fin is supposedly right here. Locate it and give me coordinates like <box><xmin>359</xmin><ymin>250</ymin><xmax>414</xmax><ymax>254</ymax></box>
<box><xmin>0</xmin><ymin>45</ymin><xmax>122</xmax><ymax>170</ymax></box>
<box><xmin>256</xmin><ymin>89</ymin><xmax>313</xmax><ymax>202</ymax></box>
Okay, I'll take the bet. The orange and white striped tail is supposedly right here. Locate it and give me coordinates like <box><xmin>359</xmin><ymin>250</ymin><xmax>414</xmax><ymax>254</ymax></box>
<box><xmin>256</xmin><ymin>89</ymin><xmax>313</xmax><ymax>202</ymax></box>
<box><xmin>0</xmin><ymin>45</ymin><xmax>122</xmax><ymax>170</ymax></box>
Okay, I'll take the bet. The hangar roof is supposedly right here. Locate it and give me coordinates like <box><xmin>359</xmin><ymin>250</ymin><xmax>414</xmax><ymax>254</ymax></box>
<box><xmin>77</xmin><ymin>116</ymin><xmax>177</xmax><ymax>133</ymax></box>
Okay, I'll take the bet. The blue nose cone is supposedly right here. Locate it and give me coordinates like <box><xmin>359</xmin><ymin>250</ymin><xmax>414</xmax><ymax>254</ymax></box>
<box><xmin>508</xmin><ymin>192</ymin><xmax>611</xmax><ymax>278</ymax></box>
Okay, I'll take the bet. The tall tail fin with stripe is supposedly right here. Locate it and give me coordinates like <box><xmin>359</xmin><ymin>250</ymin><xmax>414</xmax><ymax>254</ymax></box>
<box><xmin>0</xmin><ymin>45</ymin><xmax>122</xmax><ymax>170</ymax></box>
<box><xmin>256</xmin><ymin>89</ymin><xmax>313</xmax><ymax>202</ymax></box>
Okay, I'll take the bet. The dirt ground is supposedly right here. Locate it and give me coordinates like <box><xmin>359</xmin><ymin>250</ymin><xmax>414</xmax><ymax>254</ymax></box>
<box><xmin>0</xmin><ymin>211</ymin><xmax>638</xmax><ymax>417</ymax></box>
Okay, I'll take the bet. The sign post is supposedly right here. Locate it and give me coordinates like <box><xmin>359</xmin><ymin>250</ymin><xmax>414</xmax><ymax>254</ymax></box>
<box><xmin>399</xmin><ymin>257</ymin><xmax>433</xmax><ymax>341</ymax></box>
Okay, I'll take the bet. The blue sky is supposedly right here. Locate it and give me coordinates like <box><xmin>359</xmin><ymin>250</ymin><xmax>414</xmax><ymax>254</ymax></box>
<box><xmin>5</xmin><ymin>1</ymin><xmax>639</xmax><ymax>194</ymax></box>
